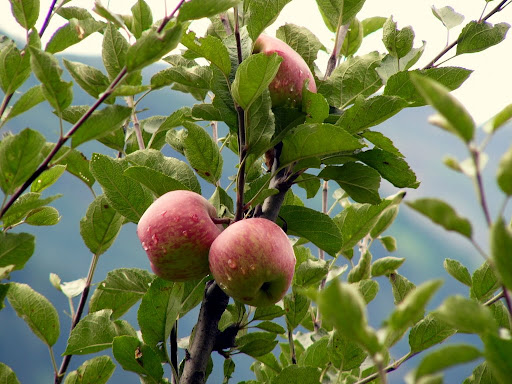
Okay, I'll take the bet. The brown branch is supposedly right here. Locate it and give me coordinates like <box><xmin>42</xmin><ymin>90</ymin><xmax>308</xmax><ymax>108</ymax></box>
<box><xmin>179</xmin><ymin>282</ymin><xmax>229</xmax><ymax>384</ymax></box>
<box><xmin>423</xmin><ymin>0</ymin><xmax>509</xmax><ymax>69</ymax></box>
<box><xmin>0</xmin><ymin>93</ymin><xmax>14</xmax><ymax>122</ymax></box>
<box><xmin>0</xmin><ymin>68</ymin><xmax>127</xmax><ymax>220</ymax></box>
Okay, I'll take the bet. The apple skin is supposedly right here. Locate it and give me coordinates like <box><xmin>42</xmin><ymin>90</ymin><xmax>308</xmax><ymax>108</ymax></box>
<box><xmin>253</xmin><ymin>34</ymin><xmax>317</xmax><ymax>108</ymax></box>
<box><xmin>137</xmin><ymin>190</ymin><xmax>223</xmax><ymax>281</ymax></box>
<box><xmin>209</xmin><ymin>218</ymin><xmax>296</xmax><ymax>307</ymax></box>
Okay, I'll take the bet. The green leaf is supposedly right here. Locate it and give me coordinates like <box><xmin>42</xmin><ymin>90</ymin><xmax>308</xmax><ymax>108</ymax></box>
<box><xmin>295</xmin><ymin>173</ymin><xmax>321</xmax><ymax>199</ymax></box>
<box><xmin>355</xmin><ymin>279</ymin><xmax>379</xmax><ymax>304</ymax></box>
<box><xmin>90</xmin><ymin>268</ymin><xmax>154</xmax><ymax>319</ymax></box>
<box><xmin>181</xmin><ymin>31</ymin><xmax>231</xmax><ymax>76</ymax></box>
<box><xmin>238</xmin><ymin>335</ymin><xmax>278</xmax><ymax>357</ymax></box>
<box><xmin>69</xmin><ymin>105</ymin><xmax>131</xmax><ymax>148</ymax></box>
<box><xmin>29</xmin><ymin>47</ymin><xmax>73</xmax><ymax>114</ymax></box>
<box><xmin>336</xmin><ymin>95</ymin><xmax>408</xmax><ymax>133</ymax></box>
<box><xmin>389</xmin><ymin>273</ymin><xmax>415</xmax><ymax>304</ymax></box>
<box><xmin>463</xmin><ymin>362</ymin><xmax>496</xmax><ymax>384</ymax></box>
<box><xmin>410</xmin><ymin>73</ymin><xmax>475</xmax><ymax>143</ymax></box>
<box><xmin>328</xmin><ymin>330</ymin><xmax>367</xmax><ymax>371</ymax></box>
<box><xmin>497</xmin><ymin>146</ymin><xmax>512</xmax><ymax>195</ymax></box>
<box><xmin>0</xmin><ymin>362</ymin><xmax>20</xmax><ymax>384</ymax></box>
<box><xmin>319</xmin><ymin>163</ymin><xmax>381</xmax><ymax>204</ymax></box>
<box><xmin>41</xmin><ymin>144</ymin><xmax>95</xmax><ymax>187</ymax></box>
<box><xmin>363</xmin><ymin>131</ymin><xmax>403</xmax><ymax>159</ymax></box>
<box><xmin>63</xmin><ymin>59</ymin><xmax>110</xmax><ymax>100</ymax></box>
<box><xmin>0</xmin><ymin>40</ymin><xmax>31</xmax><ymax>95</ymax></box>
<box><xmin>484</xmin><ymin>103</ymin><xmax>512</xmax><ymax>134</ymax></box>
<box><xmin>318</xmin><ymin>52</ymin><xmax>382</xmax><ymax>108</ymax></box>
<box><xmin>489</xmin><ymin>301</ymin><xmax>510</xmax><ymax>330</ymax></box>
<box><xmin>9</xmin><ymin>0</ymin><xmax>39</xmax><ymax>29</ymax></box>
<box><xmin>4</xmin><ymin>84</ymin><xmax>45</xmax><ymax>121</ymax></box>
<box><xmin>150</xmin><ymin>65</ymin><xmax>212</xmax><ymax>94</ymax></box>
<box><xmin>126</xmin><ymin>24</ymin><xmax>183</xmax><ymax>72</ymax></box>
<box><xmin>271</xmin><ymin>365</ymin><xmax>321</xmax><ymax>384</ymax></box>
<box><xmin>131</xmin><ymin>0</ymin><xmax>153</xmax><ymax>39</ymax></box>
<box><xmin>232</xmin><ymin>52</ymin><xmax>282</xmax><ymax>110</ymax></box>
<box><xmin>356</xmin><ymin>148</ymin><xmax>419</xmax><ymax>188</ymax></box>
<box><xmin>317</xmin><ymin>279</ymin><xmax>367</xmax><ymax>344</ymax></box>
<box><xmin>294</xmin><ymin>258</ymin><xmax>329</xmax><ymax>288</ymax></box>
<box><xmin>431</xmin><ymin>6</ymin><xmax>464</xmax><ymax>30</ymax></box>
<box><xmin>370</xmin><ymin>205</ymin><xmax>399</xmax><ymax>239</ymax></box>
<box><xmin>57</xmin><ymin>6</ymin><xmax>93</xmax><ymax>21</ymax></box>
<box><xmin>278</xmin><ymin>205</ymin><xmax>342</xmax><ymax>256</ymax></box>
<box><xmin>124</xmin><ymin>166</ymin><xmax>189</xmax><ymax>197</ymax></box>
<box><xmin>125</xmin><ymin>149</ymin><xmax>201</xmax><ymax>194</ymax></box>
<box><xmin>302</xmin><ymin>87</ymin><xmax>330</xmax><ymax>124</ymax></box>
<box><xmin>444</xmin><ymin>258</ymin><xmax>472</xmax><ymax>287</ymax></box>
<box><xmin>80</xmin><ymin>195</ymin><xmax>123</xmax><ymax>256</ymax></box>
<box><xmin>45</xmin><ymin>18</ymin><xmax>104</xmax><ymax>53</ymax></box>
<box><xmin>255</xmin><ymin>321</ymin><xmax>286</xmax><ymax>334</ymax></box>
<box><xmin>64</xmin><ymin>309</ymin><xmax>135</xmax><ymax>355</ymax></box>
<box><xmin>376</xmin><ymin>42</ymin><xmax>425</xmax><ymax>83</ymax></box>
<box><xmin>64</xmin><ymin>356</ymin><xmax>116</xmax><ymax>384</ymax></box>
<box><xmin>471</xmin><ymin>261</ymin><xmax>500</xmax><ymax>302</ymax></box>
<box><xmin>371</xmin><ymin>257</ymin><xmax>405</xmax><ymax>277</ymax></box>
<box><xmin>180</xmin><ymin>277</ymin><xmax>208</xmax><ymax>316</ymax></box>
<box><xmin>102</xmin><ymin>23</ymin><xmax>130</xmax><ymax>81</ymax></box>
<box><xmin>434</xmin><ymin>295</ymin><xmax>497</xmax><ymax>335</ymax></box>
<box><xmin>280</xmin><ymin>123</ymin><xmax>364</xmax><ymax>168</ymax></box>
<box><xmin>379</xmin><ymin>236</ymin><xmax>397</xmax><ymax>252</ymax></box>
<box><xmin>7</xmin><ymin>282</ymin><xmax>60</xmax><ymax>347</ymax></box>
<box><xmin>388</xmin><ymin>280</ymin><xmax>443</xmax><ymax>333</ymax></box>
<box><xmin>30</xmin><ymin>164</ymin><xmax>66</xmax><ymax>193</ymax></box>
<box><xmin>406</xmin><ymin>198</ymin><xmax>472</xmax><ymax>239</ymax></box>
<box><xmin>89</xmin><ymin>153</ymin><xmax>154</xmax><ymax>223</ymax></box>
<box><xmin>138</xmin><ymin>278</ymin><xmax>183</xmax><ymax>349</ymax></box>
<box><xmin>362</xmin><ymin>16</ymin><xmax>387</xmax><ymax>36</ymax></box>
<box><xmin>384</xmin><ymin>67</ymin><xmax>473</xmax><ymax>107</ymax></box>
<box><xmin>0</xmin><ymin>232</ymin><xmax>34</xmax><ymax>270</ymax></box>
<box><xmin>178</xmin><ymin>0</ymin><xmax>241</xmax><ymax>22</ymax></box>
<box><xmin>491</xmin><ymin>217</ymin><xmax>512</xmax><ymax>291</ymax></box>
<box><xmin>246</xmin><ymin>90</ymin><xmax>275</xmax><ymax>158</ymax></box>
<box><xmin>284</xmin><ymin>291</ymin><xmax>310</xmax><ymax>330</ymax></box>
<box><xmin>1</xmin><ymin>192</ymin><xmax>61</xmax><ymax>228</ymax></box>
<box><xmin>253</xmin><ymin>305</ymin><xmax>285</xmax><ymax>321</ymax></box>
<box><xmin>24</xmin><ymin>206</ymin><xmax>60</xmax><ymax>226</ymax></box>
<box><xmin>409</xmin><ymin>314</ymin><xmax>456</xmax><ymax>354</ymax></box>
<box><xmin>299</xmin><ymin>336</ymin><xmax>329</xmax><ymax>368</ymax></box>
<box><xmin>382</xmin><ymin>17</ymin><xmax>415</xmax><ymax>58</ymax></box>
<box><xmin>416</xmin><ymin>344</ymin><xmax>481</xmax><ymax>380</ymax></box>
<box><xmin>181</xmin><ymin>122</ymin><xmax>223</xmax><ymax>184</ymax></box>
<box><xmin>112</xmin><ymin>335</ymin><xmax>164</xmax><ymax>382</ymax></box>
<box><xmin>316</xmin><ymin>0</ymin><xmax>365</xmax><ymax>30</ymax></box>
<box><xmin>246</xmin><ymin>0</ymin><xmax>292</xmax><ymax>40</ymax></box>
<box><xmin>0</xmin><ymin>128</ymin><xmax>45</xmax><ymax>194</ymax></box>
<box><xmin>275</xmin><ymin>24</ymin><xmax>325</xmax><ymax>70</ymax></box>
<box><xmin>457</xmin><ymin>21</ymin><xmax>510</xmax><ymax>55</ymax></box>
<box><xmin>341</xmin><ymin>18</ymin><xmax>363</xmax><ymax>57</ymax></box>
<box><xmin>334</xmin><ymin>192</ymin><xmax>404</xmax><ymax>252</ymax></box>
<box><xmin>483</xmin><ymin>333</ymin><xmax>512</xmax><ymax>384</ymax></box>
<box><xmin>348</xmin><ymin>250</ymin><xmax>372</xmax><ymax>283</ymax></box>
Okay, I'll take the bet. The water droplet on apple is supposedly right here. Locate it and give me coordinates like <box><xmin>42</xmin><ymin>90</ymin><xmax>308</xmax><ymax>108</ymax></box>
<box><xmin>152</xmin><ymin>234</ymin><xmax>158</xmax><ymax>245</ymax></box>
<box><xmin>142</xmin><ymin>242</ymin><xmax>149</xmax><ymax>251</ymax></box>
<box><xmin>227</xmin><ymin>259</ymin><xmax>237</xmax><ymax>269</ymax></box>
<box><xmin>146</xmin><ymin>226</ymin><xmax>151</xmax><ymax>233</ymax></box>
<box><xmin>227</xmin><ymin>275</ymin><xmax>232</xmax><ymax>281</ymax></box>
<box><xmin>160</xmin><ymin>210</ymin><xmax>167</xmax><ymax>217</ymax></box>
<box><xmin>182</xmin><ymin>230</ymin><xmax>189</xmax><ymax>237</ymax></box>
<box><xmin>191</xmin><ymin>214</ymin><xmax>199</xmax><ymax>223</ymax></box>
<box><xmin>173</xmin><ymin>216</ymin><xmax>180</xmax><ymax>222</ymax></box>
<box><xmin>240</xmin><ymin>267</ymin><xmax>246</xmax><ymax>275</ymax></box>
<box><xmin>102</xmin><ymin>282</ymin><xmax>106</xmax><ymax>287</ymax></box>
<box><xmin>250</xmin><ymin>264</ymin><xmax>256</xmax><ymax>271</ymax></box>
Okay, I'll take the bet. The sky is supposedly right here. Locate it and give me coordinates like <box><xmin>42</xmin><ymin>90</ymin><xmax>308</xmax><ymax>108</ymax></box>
<box><xmin>1</xmin><ymin>0</ymin><xmax>511</xmax><ymax>124</ymax></box>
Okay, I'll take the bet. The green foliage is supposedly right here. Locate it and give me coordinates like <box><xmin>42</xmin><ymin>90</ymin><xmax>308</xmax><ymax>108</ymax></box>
<box><xmin>2</xmin><ymin>1</ymin><xmax>511</xmax><ymax>383</ymax></box>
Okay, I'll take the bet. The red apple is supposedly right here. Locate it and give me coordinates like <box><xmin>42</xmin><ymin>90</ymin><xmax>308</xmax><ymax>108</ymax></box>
<box><xmin>253</xmin><ymin>33</ymin><xmax>317</xmax><ymax>108</ymax></box>
<box><xmin>209</xmin><ymin>218</ymin><xmax>296</xmax><ymax>307</ymax></box>
<box><xmin>137</xmin><ymin>190</ymin><xmax>223</xmax><ymax>281</ymax></box>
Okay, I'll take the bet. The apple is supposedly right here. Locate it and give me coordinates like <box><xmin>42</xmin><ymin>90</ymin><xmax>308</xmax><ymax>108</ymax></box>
<box><xmin>208</xmin><ymin>218</ymin><xmax>296</xmax><ymax>307</ymax></box>
<box><xmin>137</xmin><ymin>190</ymin><xmax>223</xmax><ymax>281</ymax></box>
<box><xmin>253</xmin><ymin>33</ymin><xmax>317</xmax><ymax>108</ymax></box>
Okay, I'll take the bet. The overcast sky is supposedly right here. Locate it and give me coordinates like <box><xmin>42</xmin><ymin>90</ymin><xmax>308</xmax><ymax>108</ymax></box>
<box><xmin>2</xmin><ymin>0</ymin><xmax>511</xmax><ymax>124</ymax></box>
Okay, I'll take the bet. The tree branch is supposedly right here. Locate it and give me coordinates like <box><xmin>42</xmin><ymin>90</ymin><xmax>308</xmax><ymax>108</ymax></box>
<box><xmin>39</xmin><ymin>0</ymin><xmax>58</xmax><ymax>37</ymax></box>
<box><xmin>179</xmin><ymin>282</ymin><xmax>229</xmax><ymax>384</ymax></box>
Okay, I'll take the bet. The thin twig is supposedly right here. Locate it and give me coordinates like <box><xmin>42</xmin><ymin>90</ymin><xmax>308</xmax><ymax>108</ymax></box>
<box><xmin>39</xmin><ymin>0</ymin><xmax>58</xmax><ymax>37</ymax></box>
<box><xmin>54</xmin><ymin>253</ymin><xmax>100</xmax><ymax>384</ymax></box>
<box><xmin>470</xmin><ymin>146</ymin><xmax>492</xmax><ymax>226</ymax></box>
<box><xmin>314</xmin><ymin>180</ymin><xmax>329</xmax><ymax>332</ymax></box>
<box><xmin>287</xmin><ymin>326</ymin><xmax>297</xmax><ymax>364</ymax></box>
<box><xmin>0</xmin><ymin>93</ymin><xmax>14</xmax><ymax>123</ymax></box>
<box><xmin>324</xmin><ymin>21</ymin><xmax>350</xmax><ymax>79</ymax></box>
<box><xmin>171</xmin><ymin>321</ymin><xmax>179</xmax><ymax>384</ymax></box>
<box><xmin>424</xmin><ymin>0</ymin><xmax>509</xmax><ymax>68</ymax></box>
<box><xmin>354</xmin><ymin>352</ymin><xmax>414</xmax><ymax>384</ymax></box>
<box><xmin>0</xmin><ymin>68</ymin><xmax>127</xmax><ymax>220</ymax></box>
<box><xmin>157</xmin><ymin>0</ymin><xmax>187</xmax><ymax>33</ymax></box>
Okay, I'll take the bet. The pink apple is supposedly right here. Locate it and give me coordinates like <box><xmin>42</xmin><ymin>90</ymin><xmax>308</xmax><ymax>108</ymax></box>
<box><xmin>137</xmin><ymin>190</ymin><xmax>223</xmax><ymax>281</ymax></box>
<box><xmin>208</xmin><ymin>218</ymin><xmax>296</xmax><ymax>307</ymax></box>
<box><xmin>253</xmin><ymin>34</ymin><xmax>317</xmax><ymax>108</ymax></box>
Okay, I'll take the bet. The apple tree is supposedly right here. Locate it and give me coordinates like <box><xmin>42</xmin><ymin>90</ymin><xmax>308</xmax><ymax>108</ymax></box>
<box><xmin>1</xmin><ymin>0</ymin><xmax>512</xmax><ymax>383</ymax></box>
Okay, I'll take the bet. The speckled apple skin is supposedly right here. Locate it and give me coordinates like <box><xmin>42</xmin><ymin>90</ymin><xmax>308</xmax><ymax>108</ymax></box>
<box><xmin>253</xmin><ymin>34</ymin><xmax>317</xmax><ymax>108</ymax></box>
<box><xmin>137</xmin><ymin>190</ymin><xmax>223</xmax><ymax>281</ymax></box>
<box><xmin>209</xmin><ymin>218</ymin><xmax>296</xmax><ymax>307</ymax></box>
